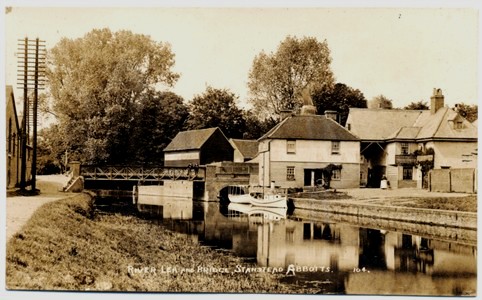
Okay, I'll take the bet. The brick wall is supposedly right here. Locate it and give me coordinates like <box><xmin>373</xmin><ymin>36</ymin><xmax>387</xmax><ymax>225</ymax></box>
<box><xmin>429</xmin><ymin>168</ymin><xmax>476</xmax><ymax>193</ymax></box>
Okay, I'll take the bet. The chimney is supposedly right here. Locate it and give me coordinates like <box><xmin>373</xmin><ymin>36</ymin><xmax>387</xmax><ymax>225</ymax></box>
<box><xmin>430</xmin><ymin>88</ymin><xmax>444</xmax><ymax>114</ymax></box>
<box><xmin>325</xmin><ymin>110</ymin><xmax>338</xmax><ymax>122</ymax></box>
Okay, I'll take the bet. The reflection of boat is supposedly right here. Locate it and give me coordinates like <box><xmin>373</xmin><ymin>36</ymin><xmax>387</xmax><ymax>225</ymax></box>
<box><xmin>227</xmin><ymin>185</ymin><xmax>288</xmax><ymax>209</ymax></box>
<box><xmin>227</xmin><ymin>203</ymin><xmax>287</xmax><ymax>221</ymax></box>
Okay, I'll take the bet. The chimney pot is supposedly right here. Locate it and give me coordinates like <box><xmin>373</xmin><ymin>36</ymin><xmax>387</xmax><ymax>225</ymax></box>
<box><xmin>430</xmin><ymin>88</ymin><xmax>444</xmax><ymax>114</ymax></box>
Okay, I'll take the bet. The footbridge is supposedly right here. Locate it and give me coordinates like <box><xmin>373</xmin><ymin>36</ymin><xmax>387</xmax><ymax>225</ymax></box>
<box><xmin>78</xmin><ymin>162</ymin><xmax>255</xmax><ymax>200</ymax></box>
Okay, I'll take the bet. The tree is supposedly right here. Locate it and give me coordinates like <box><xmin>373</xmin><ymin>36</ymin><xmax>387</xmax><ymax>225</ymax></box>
<box><xmin>36</xmin><ymin>125</ymin><xmax>68</xmax><ymax>174</ymax></box>
<box><xmin>186</xmin><ymin>87</ymin><xmax>246</xmax><ymax>139</ymax></box>
<box><xmin>46</xmin><ymin>28</ymin><xmax>179</xmax><ymax>164</ymax></box>
<box><xmin>455</xmin><ymin>103</ymin><xmax>478</xmax><ymax>123</ymax></box>
<box><xmin>131</xmin><ymin>91</ymin><xmax>189</xmax><ymax>164</ymax></box>
<box><xmin>248</xmin><ymin>36</ymin><xmax>335</xmax><ymax>120</ymax></box>
<box><xmin>368</xmin><ymin>95</ymin><xmax>393</xmax><ymax>109</ymax></box>
<box><xmin>242</xmin><ymin>110</ymin><xmax>278</xmax><ymax>139</ymax></box>
<box><xmin>404</xmin><ymin>100</ymin><xmax>429</xmax><ymax>110</ymax></box>
<box><xmin>312</xmin><ymin>83</ymin><xmax>367</xmax><ymax>126</ymax></box>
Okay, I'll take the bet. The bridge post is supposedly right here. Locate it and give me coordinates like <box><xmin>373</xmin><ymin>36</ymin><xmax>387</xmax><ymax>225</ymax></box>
<box><xmin>70</xmin><ymin>161</ymin><xmax>81</xmax><ymax>177</ymax></box>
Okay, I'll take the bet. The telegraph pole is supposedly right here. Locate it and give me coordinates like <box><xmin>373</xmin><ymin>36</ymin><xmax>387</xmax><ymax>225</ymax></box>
<box><xmin>17</xmin><ymin>37</ymin><xmax>46</xmax><ymax>192</ymax></box>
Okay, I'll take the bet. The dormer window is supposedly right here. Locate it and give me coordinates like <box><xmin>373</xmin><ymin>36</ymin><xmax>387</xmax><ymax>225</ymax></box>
<box><xmin>455</xmin><ymin>121</ymin><xmax>464</xmax><ymax>129</ymax></box>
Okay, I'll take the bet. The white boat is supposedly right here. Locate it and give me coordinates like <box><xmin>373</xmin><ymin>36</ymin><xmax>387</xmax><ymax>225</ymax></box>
<box><xmin>227</xmin><ymin>185</ymin><xmax>288</xmax><ymax>209</ymax></box>
<box><xmin>227</xmin><ymin>203</ymin><xmax>287</xmax><ymax>221</ymax></box>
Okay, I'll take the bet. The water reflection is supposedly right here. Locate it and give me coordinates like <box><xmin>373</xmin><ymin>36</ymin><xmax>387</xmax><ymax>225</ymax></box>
<box><xmin>99</xmin><ymin>197</ymin><xmax>477</xmax><ymax>296</ymax></box>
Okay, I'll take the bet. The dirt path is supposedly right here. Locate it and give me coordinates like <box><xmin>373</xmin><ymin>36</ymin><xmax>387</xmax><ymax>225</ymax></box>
<box><xmin>6</xmin><ymin>174</ymin><xmax>73</xmax><ymax>241</ymax></box>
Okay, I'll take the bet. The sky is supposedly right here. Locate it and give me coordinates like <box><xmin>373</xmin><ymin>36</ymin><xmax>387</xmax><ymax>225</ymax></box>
<box><xmin>3</xmin><ymin>4</ymin><xmax>480</xmax><ymax>113</ymax></box>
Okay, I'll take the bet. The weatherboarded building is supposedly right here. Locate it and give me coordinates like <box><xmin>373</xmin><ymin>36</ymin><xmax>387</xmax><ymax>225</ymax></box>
<box><xmin>230</xmin><ymin>139</ymin><xmax>259</xmax><ymax>162</ymax></box>
<box><xmin>258</xmin><ymin>105</ymin><xmax>360</xmax><ymax>189</ymax></box>
<box><xmin>6</xmin><ymin>85</ymin><xmax>32</xmax><ymax>189</ymax></box>
<box><xmin>345</xmin><ymin>88</ymin><xmax>478</xmax><ymax>189</ymax></box>
<box><xmin>163</xmin><ymin>127</ymin><xmax>234</xmax><ymax>167</ymax></box>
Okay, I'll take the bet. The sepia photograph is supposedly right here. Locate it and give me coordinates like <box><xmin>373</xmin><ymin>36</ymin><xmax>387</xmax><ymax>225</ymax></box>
<box><xmin>2</xmin><ymin>2</ymin><xmax>479</xmax><ymax>299</ymax></box>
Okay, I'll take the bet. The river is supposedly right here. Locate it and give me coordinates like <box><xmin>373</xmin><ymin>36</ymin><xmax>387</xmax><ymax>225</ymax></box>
<box><xmin>95</xmin><ymin>195</ymin><xmax>477</xmax><ymax>296</ymax></box>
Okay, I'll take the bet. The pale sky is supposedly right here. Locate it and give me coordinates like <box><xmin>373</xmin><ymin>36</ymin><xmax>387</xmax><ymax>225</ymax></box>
<box><xmin>3</xmin><ymin>5</ymin><xmax>480</xmax><ymax>112</ymax></box>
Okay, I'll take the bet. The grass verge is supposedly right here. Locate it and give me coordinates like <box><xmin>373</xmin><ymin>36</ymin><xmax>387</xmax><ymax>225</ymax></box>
<box><xmin>6</xmin><ymin>193</ymin><xmax>314</xmax><ymax>293</ymax></box>
<box><xmin>386</xmin><ymin>196</ymin><xmax>477</xmax><ymax>212</ymax></box>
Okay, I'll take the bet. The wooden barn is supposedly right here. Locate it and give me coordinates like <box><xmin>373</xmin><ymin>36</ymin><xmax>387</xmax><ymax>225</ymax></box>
<box><xmin>163</xmin><ymin>127</ymin><xmax>234</xmax><ymax>167</ymax></box>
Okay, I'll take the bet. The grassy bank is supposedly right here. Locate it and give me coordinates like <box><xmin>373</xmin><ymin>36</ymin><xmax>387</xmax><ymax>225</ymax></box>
<box><xmin>385</xmin><ymin>196</ymin><xmax>477</xmax><ymax>212</ymax></box>
<box><xmin>6</xmin><ymin>194</ymin><xmax>313</xmax><ymax>293</ymax></box>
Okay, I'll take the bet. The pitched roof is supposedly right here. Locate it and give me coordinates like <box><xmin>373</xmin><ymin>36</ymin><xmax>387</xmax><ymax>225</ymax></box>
<box><xmin>164</xmin><ymin>127</ymin><xmax>220</xmax><ymax>152</ymax></box>
<box><xmin>6</xmin><ymin>85</ymin><xmax>20</xmax><ymax>132</ymax></box>
<box><xmin>346</xmin><ymin>108</ymin><xmax>424</xmax><ymax>141</ymax></box>
<box><xmin>230</xmin><ymin>139</ymin><xmax>259</xmax><ymax>159</ymax></box>
<box><xmin>347</xmin><ymin>107</ymin><xmax>477</xmax><ymax>142</ymax></box>
<box><xmin>259</xmin><ymin>114</ymin><xmax>359</xmax><ymax>141</ymax></box>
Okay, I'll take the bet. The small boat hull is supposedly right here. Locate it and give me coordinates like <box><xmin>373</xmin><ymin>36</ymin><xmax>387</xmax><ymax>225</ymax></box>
<box><xmin>228</xmin><ymin>193</ymin><xmax>287</xmax><ymax>208</ymax></box>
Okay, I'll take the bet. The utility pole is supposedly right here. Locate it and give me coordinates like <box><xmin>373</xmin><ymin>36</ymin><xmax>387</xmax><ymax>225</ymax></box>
<box><xmin>17</xmin><ymin>37</ymin><xmax>46</xmax><ymax>193</ymax></box>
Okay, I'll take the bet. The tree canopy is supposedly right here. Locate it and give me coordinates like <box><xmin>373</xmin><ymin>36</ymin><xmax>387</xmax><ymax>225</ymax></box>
<box><xmin>368</xmin><ymin>95</ymin><xmax>393</xmax><ymax>109</ymax></box>
<box><xmin>404</xmin><ymin>100</ymin><xmax>429</xmax><ymax>110</ymax></box>
<box><xmin>186</xmin><ymin>87</ymin><xmax>247</xmax><ymax>139</ymax></box>
<box><xmin>131</xmin><ymin>91</ymin><xmax>189</xmax><ymax>164</ymax></box>
<box><xmin>455</xmin><ymin>103</ymin><xmax>478</xmax><ymax>123</ymax></box>
<box><xmin>46</xmin><ymin>28</ymin><xmax>179</xmax><ymax>164</ymax></box>
<box><xmin>312</xmin><ymin>83</ymin><xmax>367</xmax><ymax>126</ymax></box>
<box><xmin>247</xmin><ymin>36</ymin><xmax>334</xmax><ymax>120</ymax></box>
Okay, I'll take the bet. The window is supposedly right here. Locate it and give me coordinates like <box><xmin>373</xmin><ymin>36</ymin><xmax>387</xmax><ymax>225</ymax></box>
<box><xmin>331</xmin><ymin>141</ymin><xmax>340</xmax><ymax>154</ymax></box>
<box><xmin>287</xmin><ymin>140</ymin><xmax>296</xmax><ymax>154</ymax></box>
<box><xmin>403</xmin><ymin>166</ymin><xmax>413</xmax><ymax>180</ymax></box>
<box><xmin>286</xmin><ymin>166</ymin><xmax>295</xmax><ymax>181</ymax></box>
<box><xmin>401</xmin><ymin>143</ymin><xmax>409</xmax><ymax>155</ymax></box>
<box><xmin>332</xmin><ymin>169</ymin><xmax>341</xmax><ymax>180</ymax></box>
<box><xmin>455</xmin><ymin>121</ymin><xmax>463</xmax><ymax>129</ymax></box>
<box><xmin>346</xmin><ymin>123</ymin><xmax>351</xmax><ymax>131</ymax></box>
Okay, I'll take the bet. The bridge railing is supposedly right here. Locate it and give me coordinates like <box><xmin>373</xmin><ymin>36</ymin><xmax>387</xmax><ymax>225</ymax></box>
<box><xmin>80</xmin><ymin>165</ymin><xmax>206</xmax><ymax>181</ymax></box>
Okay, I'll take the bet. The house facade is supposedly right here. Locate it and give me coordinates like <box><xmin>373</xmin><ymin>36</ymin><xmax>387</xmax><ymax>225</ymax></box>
<box><xmin>258</xmin><ymin>105</ymin><xmax>360</xmax><ymax>189</ymax></box>
<box><xmin>346</xmin><ymin>89</ymin><xmax>478</xmax><ymax>188</ymax></box>
<box><xmin>163</xmin><ymin>127</ymin><xmax>234</xmax><ymax>167</ymax></box>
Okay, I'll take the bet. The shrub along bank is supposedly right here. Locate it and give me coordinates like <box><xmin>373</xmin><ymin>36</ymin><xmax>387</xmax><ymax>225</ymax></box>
<box><xmin>6</xmin><ymin>193</ymin><xmax>313</xmax><ymax>293</ymax></box>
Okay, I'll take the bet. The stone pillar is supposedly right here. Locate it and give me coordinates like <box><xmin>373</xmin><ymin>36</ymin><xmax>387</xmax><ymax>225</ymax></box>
<box><xmin>70</xmin><ymin>161</ymin><xmax>81</xmax><ymax>177</ymax></box>
<box><xmin>416</xmin><ymin>165</ymin><xmax>423</xmax><ymax>189</ymax></box>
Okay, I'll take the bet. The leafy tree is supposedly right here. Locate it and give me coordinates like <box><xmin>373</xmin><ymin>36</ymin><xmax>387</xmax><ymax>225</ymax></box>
<box><xmin>248</xmin><ymin>36</ymin><xmax>334</xmax><ymax>120</ymax></box>
<box><xmin>368</xmin><ymin>95</ymin><xmax>393</xmax><ymax>109</ymax></box>
<box><xmin>36</xmin><ymin>125</ymin><xmax>68</xmax><ymax>174</ymax></box>
<box><xmin>312</xmin><ymin>83</ymin><xmax>367</xmax><ymax>126</ymax></box>
<box><xmin>404</xmin><ymin>100</ymin><xmax>429</xmax><ymax>110</ymax></box>
<box><xmin>131</xmin><ymin>91</ymin><xmax>189</xmax><ymax>164</ymax></box>
<box><xmin>46</xmin><ymin>28</ymin><xmax>179</xmax><ymax>164</ymax></box>
<box><xmin>186</xmin><ymin>87</ymin><xmax>246</xmax><ymax>139</ymax></box>
<box><xmin>455</xmin><ymin>103</ymin><xmax>478</xmax><ymax>123</ymax></box>
<box><xmin>242</xmin><ymin>110</ymin><xmax>278</xmax><ymax>139</ymax></box>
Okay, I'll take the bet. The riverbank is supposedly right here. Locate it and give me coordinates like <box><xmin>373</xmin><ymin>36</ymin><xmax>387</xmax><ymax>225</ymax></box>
<box><xmin>6</xmin><ymin>193</ymin><xmax>314</xmax><ymax>293</ymax></box>
<box><xmin>290</xmin><ymin>188</ymin><xmax>476</xmax><ymax>212</ymax></box>
<box><xmin>290</xmin><ymin>188</ymin><xmax>477</xmax><ymax>229</ymax></box>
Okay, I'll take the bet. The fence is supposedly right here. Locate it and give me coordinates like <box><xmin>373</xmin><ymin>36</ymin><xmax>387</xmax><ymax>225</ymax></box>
<box><xmin>429</xmin><ymin>168</ymin><xmax>476</xmax><ymax>193</ymax></box>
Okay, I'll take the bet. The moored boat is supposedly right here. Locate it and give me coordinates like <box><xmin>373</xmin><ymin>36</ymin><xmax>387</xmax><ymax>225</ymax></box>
<box><xmin>227</xmin><ymin>185</ymin><xmax>288</xmax><ymax>208</ymax></box>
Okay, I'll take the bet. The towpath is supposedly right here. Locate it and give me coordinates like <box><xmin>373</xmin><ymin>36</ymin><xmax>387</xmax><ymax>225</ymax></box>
<box><xmin>6</xmin><ymin>174</ymin><xmax>72</xmax><ymax>241</ymax></box>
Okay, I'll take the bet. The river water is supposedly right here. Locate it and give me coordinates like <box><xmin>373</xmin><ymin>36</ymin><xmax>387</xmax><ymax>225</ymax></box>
<box><xmin>96</xmin><ymin>196</ymin><xmax>477</xmax><ymax>296</ymax></box>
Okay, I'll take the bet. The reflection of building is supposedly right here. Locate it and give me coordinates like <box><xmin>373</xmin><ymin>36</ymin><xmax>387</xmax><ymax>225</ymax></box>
<box><xmin>258</xmin><ymin>105</ymin><xmax>360</xmax><ymax>189</ymax></box>
<box><xmin>346</xmin><ymin>89</ymin><xmax>477</xmax><ymax>188</ymax></box>
<box><xmin>257</xmin><ymin>219</ymin><xmax>359</xmax><ymax>270</ymax></box>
